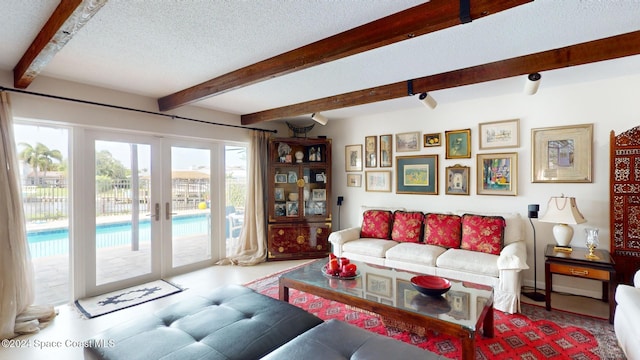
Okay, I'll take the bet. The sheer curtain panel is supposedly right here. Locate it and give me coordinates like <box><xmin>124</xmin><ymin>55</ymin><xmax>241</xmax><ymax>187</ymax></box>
<box><xmin>218</xmin><ymin>130</ymin><xmax>270</xmax><ymax>265</ymax></box>
<box><xmin>0</xmin><ymin>92</ymin><xmax>55</xmax><ymax>339</ymax></box>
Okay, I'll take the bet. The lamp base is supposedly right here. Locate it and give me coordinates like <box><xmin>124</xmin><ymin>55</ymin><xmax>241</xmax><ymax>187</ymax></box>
<box><xmin>553</xmin><ymin>223</ymin><xmax>574</xmax><ymax>247</ymax></box>
<box><xmin>522</xmin><ymin>291</ymin><xmax>546</xmax><ymax>302</ymax></box>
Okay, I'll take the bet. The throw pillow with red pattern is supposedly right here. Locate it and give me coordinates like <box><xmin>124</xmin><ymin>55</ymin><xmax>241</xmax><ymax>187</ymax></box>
<box><xmin>423</xmin><ymin>213</ymin><xmax>462</xmax><ymax>248</ymax></box>
<box><xmin>460</xmin><ymin>214</ymin><xmax>506</xmax><ymax>255</ymax></box>
<box><xmin>391</xmin><ymin>211</ymin><xmax>424</xmax><ymax>243</ymax></box>
<box><xmin>360</xmin><ymin>210</ymin><xmax>393</xmax><ymax>239</ymax></box>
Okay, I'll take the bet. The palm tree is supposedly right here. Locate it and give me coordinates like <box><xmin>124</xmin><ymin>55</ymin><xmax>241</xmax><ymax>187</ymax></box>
<box><xmin>18</xmin><ymin>142</ymin><xmax>63</xmax><ymax>186</ymax></box>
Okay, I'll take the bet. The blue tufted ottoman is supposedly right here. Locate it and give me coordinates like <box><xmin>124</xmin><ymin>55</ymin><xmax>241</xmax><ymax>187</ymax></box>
<box><xmin>84</xmin><ymin>284</ymin><xmax>322</xmax><ymax>360</ymax></box>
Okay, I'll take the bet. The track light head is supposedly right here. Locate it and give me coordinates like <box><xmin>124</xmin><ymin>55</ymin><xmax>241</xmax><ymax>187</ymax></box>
<box><xmin>311</xmin><ymin>112</ymin><xmax>328</xmax><ymax>125</ymax></box>
<box><xmin>418</xmin><ymin>92</ymin><xmax>437</xmax><ymax>109</ymax></box>
<box><xmin>524</xmin><ymin>72</ymin><xmax>541</xmax><ymax>95</ymax></box>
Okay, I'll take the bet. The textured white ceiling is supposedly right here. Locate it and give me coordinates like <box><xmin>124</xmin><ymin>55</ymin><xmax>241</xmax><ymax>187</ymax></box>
<box><xmin>1</xmin><ymin>0</ymin><xmax>640</xmax><ymax>122</ymax></box>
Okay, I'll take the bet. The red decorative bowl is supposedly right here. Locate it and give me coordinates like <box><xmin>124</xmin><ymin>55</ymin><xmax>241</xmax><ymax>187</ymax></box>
<box><xmin>410</xmin><ymin>275</ymin><xmax>451</xmax><ymax>297</ymax></box>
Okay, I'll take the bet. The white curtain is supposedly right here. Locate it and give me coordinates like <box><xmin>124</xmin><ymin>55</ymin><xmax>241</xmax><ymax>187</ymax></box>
<box><xmin>0</xmin><ymin>91</ymin><xmax>56</xmax><ymax>340</ymax></box>
<box><xmin>218</xmin><ymin>130</ymin><xmax>270</xmax><ymax>265</ymax></box>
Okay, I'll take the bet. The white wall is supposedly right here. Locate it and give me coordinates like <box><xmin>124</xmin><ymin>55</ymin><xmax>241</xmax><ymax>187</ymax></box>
<box><xmin>320</xmin><ymin>73</ymin><xmax>640</xmax><ymax>298</ymax></box>
<box><xmin>0</xmin><ymin>70</ymin><xmax>283</xmax><ymax>141</ymax></box>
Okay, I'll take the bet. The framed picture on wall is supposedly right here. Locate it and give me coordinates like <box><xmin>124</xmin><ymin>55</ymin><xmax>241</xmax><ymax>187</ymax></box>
<box><xmin>445</xmin><ymin>129</ymin><xmax>471</xmax><ymax>159</ymax></box>
<box><xmin>365</xmin><ymin>136</ymin><xmax>377</xmax><ymax>168</ymax></box>
<box><xmin>396</xmin><ymin>155</ymin><xmax>438</xmax><ymax>195</ymax></box>
<box><xmin>476</xmin><ymin>152</ymin><xmax>517</xmax><ymax>196</ymax></box>
<box><xmin>379</xmin><ymin>134</ymin><xmax>392</xmax><ymax>167</ymax></box>
<box><xmin>423</xmin><ymin>133</ymin><xmax>441</xmax><ymax>147</ymax></box>
<box><xmin>345</xmin><ymin>144</ymin><xmax>363</xmax><ymax>172</ymax></box>
<box><xmin>479</xmin><ymin>119</ymin><xmax>520</xmax><ymax>150</ymax></box>
<box><xmin>365</xmin><ymin>171</ymin><xmax>392</xmax><ymax>192</ymax></box>
<box><xmin>347</xmin><ymin>174</ymin><xmax>362</xmax><ymax>187</ymax></box>
<box><xmin>396</xmin><ymin>132</ymin><xmax>420</xmax><ymax>152</ymax></box>
<box><xmin>445</xmin><ymin>165</ymin><xmax>470</xmax><ymax>195</ymax></box>
<box><xmin>531</xmin><ymin>123</ymin><xmax>593</xmax><ymax>183</ymax></box>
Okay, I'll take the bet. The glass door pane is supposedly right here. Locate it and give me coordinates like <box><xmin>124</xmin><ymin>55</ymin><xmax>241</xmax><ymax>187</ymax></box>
<box><xmin>171</xmin><ymin>146</ymin><xmax>211</xmax><ymax>267</ymax></box>
<box><xmin>14</xmin><ymin>123</ymin><xmax>70</xmax><ymax>305</ymax></box>
<box><xmin>95</xmin><ymin>140</ymin><xmax>153</xmax><ymax>285</ymax></box>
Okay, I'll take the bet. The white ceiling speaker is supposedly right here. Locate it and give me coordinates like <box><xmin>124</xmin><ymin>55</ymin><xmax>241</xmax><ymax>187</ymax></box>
<box><xmin>311</xmin><ymin>112</ymin><xmax>328</xmax><ymax>125</ymax></box>
<box><xmin>418</xmin><ymin>92</ymin><xmax>437</xmax><ymax>109</ymax></box>
<box><xmin>524</xmin><ymin>72</ymin><xmax>541</xmax><ymax>95</ymax></box>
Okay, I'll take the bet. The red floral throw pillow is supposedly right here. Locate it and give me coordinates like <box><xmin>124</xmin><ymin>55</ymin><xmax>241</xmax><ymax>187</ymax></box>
<box><xmin>391</xmin><ymin>211</ymin><xmax>424</xmax><ymax>243</ymax></box>
<box><xmin>423</xmin><ymin>213</ymin><xmax>462</xmax><ymax>248</ymax></box>
<box><xmin>460</xmin><ymin>214</ymin><xmax>506</xmax><ymax>255</ymax></box>
<box><xmin>360</xmin><ymin>210</ymin><xmax>393</xmax><ymax>239</ymax></box>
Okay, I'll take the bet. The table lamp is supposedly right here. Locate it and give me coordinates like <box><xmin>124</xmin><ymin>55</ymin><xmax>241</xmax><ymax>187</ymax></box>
<box><xmin>538</xmin><ymin>195</ymin><xmax>586</xmax><ymax>247</ymax></box>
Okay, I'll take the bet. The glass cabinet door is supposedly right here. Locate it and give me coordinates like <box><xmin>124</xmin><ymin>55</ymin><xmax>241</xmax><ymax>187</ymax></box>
<box><xmin>302</xmin><ymin>166</ymin><xmax>328</xmax><ymax>218</ymax></box>
<box><xmin>273</xmin><ymin>165</ymin><xmax>301</xmax><ymax>219</ymax></box>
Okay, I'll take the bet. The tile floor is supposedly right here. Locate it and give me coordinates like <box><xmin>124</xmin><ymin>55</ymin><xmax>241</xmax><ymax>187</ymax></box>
<box><xmin>2</xmin><ymin>260</ymin><xmax>613</xmax><ymax>360</ymax></box>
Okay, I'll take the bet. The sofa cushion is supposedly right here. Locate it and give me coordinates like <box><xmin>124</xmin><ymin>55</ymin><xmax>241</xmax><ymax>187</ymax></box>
<box><xmin>385</xmin><ymin>242</ymin><xmax>446</xmax><ymax>267</ymax></box>
<box><xmin>436</xmin><ymin>248</ymin><xmax>500</xmax><ymax>277</ymax></box>
<box><xmin>391</xmin><ymin>211</ymin><xmax>424</xmax><ymax>243</ymax></box>
<box><xmin>460</xmin><ymin>214</ymin><xmax>505</xmax><ymax>255</ymax></box>
<box><xmin>343</xmin><ymin>238</ymin><xmax>398</xmax><ymax>258</ymax></box>
<box><xmin>424</xmin><ymin>213</ymin><xmax>461</xmax><ymax>248</ymax></box>
<box><xmin>456</xmin><ymin>210</ymin><xmax>523</xmax><ymax>245</ymax></box>
<box><xmin>360</xmin><ymin>210</ymin><xmax>393</xmax><ymax>239</ymax></box>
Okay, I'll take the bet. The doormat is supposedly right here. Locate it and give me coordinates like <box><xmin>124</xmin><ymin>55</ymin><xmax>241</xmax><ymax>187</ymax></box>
<box><xmin>75</xmin><ymin>280</ymin><xmax>182</xmax><ymax>319</ymax></box>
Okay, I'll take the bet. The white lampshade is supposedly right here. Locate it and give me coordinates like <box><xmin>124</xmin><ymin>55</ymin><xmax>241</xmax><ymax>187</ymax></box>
<box><xmin>538</xmin><ymin>196</ymin><xmax>586</xmax><ymax>246</ymax></box>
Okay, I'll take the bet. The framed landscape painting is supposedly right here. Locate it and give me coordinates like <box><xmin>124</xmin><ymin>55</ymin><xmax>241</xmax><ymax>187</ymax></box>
<box><xmin>379</xmin><ymin>134</ymin><xmax>392</xmax><ymax>167</ymax></box>
<box><xmin>365</xmin><ymin>171</ymin><xmax>392</xmax><ymax>192</ymax></box>
<box><xmin>445</xmin><ymin>165</ymin><xmax>470</xmax><ymax>195</ymax></box>
<box><xmin>396</xmin><ymin>155</ymin><xmax>438</xmax><ymax>195</ymax></box>
<box><xmin>479</xmin><ymin>119</ymin><xmax>519</xmax><ymax>150</ymax></box>
<box><xmin>396</xmin><ymin>132</ymin><xmax>420</xmax><ymax>152</ymax></box>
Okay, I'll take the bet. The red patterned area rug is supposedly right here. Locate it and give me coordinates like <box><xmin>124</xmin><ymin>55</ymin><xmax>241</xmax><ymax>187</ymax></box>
<box><xmin>246</xmin><ymin>275</ymin><xmax>625</xmax><ymax>360</ymax></box>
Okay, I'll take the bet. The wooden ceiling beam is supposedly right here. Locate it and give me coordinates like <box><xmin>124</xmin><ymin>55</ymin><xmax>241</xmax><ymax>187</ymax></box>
<box><xmin>241</xmin><ymin>30</ymin><xmax>640</xmax><ymax>125</ymax></box>
<box><xmin>157</xmin><ymin>0</ymin><xmax>532</xmax><ymax>111</ymax></box>
<box><xmin>13</xmin><ymin>0</ymin><xmax>106</xmax><ymax>89</ymax></box>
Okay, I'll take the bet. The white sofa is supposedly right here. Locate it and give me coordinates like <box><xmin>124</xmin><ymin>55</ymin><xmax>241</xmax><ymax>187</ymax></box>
<box><xmin>614</xmin><ymin>270</ymin><xmax>640</xmax><ymax>360</ymax></box>
<box><xmin>328</xmin><ymin>207</ymin><xmax>529</xmax><ymax>314</ymax></box>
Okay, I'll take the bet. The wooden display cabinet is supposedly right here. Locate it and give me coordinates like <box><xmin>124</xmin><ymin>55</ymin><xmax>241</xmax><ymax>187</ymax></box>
<box><xmin>268</xmin><ymin>137</ymin><xmax>332</xmax><ymax>260</ymax></box>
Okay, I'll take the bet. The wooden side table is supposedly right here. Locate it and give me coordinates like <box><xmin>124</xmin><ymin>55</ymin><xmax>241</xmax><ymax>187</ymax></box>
<box><xmin>544</xmin><ymin>244</ymin><xmax>616</xmax><ymax>324</ymax></box>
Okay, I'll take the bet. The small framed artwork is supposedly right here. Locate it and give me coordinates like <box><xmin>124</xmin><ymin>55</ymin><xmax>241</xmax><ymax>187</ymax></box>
<box><xmin>477</xmin><ymin>152</ymin><xmax>518</xmax><ymax>196</ymax></box>
<box><xmin>365</xmin><ymin>171</ymin><xmax>392</xmax><ymax>192</ymax></box>
<box><xmin>307</xmin><ymin>146</ymin><xmax>323</xmax><ymax>162</ymax></box>
<box><xmin>479</xmin><ymin>119</ymin><xmax>520</xmax><ymax>150</ymax></box>
<box><xmin>423</xmin><ymin>133</ymin><xmax>441</xmax><ymax>147</ymax></box>
<box><xmin>347</xmin><ymin>174</ymin><xmax>362</xmax><ymax>187</ymax></box>
<box><xmin>379</xmin><ymin>134</ymin><xmax>393</xmax><ymax>167</ymax></box>
<box><xmin>365</xmin><ymin>136</ymin><xmax>377</xmax><ymax>168</ymax></box>
<box><xmin>531</xmin><ymin>123</ymin><xmax>593</xmax><ymax>183</ymax></box>
<box><xmin>445</xmin><ymin>128</ymin><xmax>471</xmax><ymax>159</ymax></box>
<box><xmin>287</xmin><ymin>171</ymin><xmax>297</xmax><ymax>183</ymax></box>
<box><xmin>366</xmin><ymin>273</ymin><xmax>392</xmax><ymax>298</ymax></box>
<box><xmin>345</xmin><ymin>144</ymin><xmax>363</xmax><ymax>172</ymax></box>
<box><xmin>445</xmin><ymin>290</ymin><xmax>470</xmax><ymax>320</ymax></box>
<box><xmin>396</xmin><ymin>131</ymin><xmax>420</xmax><ymax>152</ymax></box>
<box><xmin>396</xmin><ymin>155</ymin><xmax>438</xmax><ymax>195</ymax></box>
<box><xmin>286</xmin><ymin>201</ymin><xmax>299</xmax><ymax>216</ymax></box>
<box><xmin>311</xmin><ymin>188</ymin><xmax>326</xmax><ymax>201</ymax></box>
<box><xmin>315</xmin><ymin>173</ymin><xmax>326</xmax><ymax>183</ymax></box>
<box><xmin>445</xmin><ymin>165</ymin><xmax>470</xmax><ymax>195</ymax></box>
<box><xmin>275</xmin><ymin>173</ymin><xmax>287</xmax><ymax>184</ymax></box>
<box><xmin>274</xmin><ymin>203</ymin><xmax>286</xmax><ymax>217</ymax></box>
<box><xmin>274</xmin><ymin>187</ymin><xmax>285</xmax><ymax>201</ymax></box>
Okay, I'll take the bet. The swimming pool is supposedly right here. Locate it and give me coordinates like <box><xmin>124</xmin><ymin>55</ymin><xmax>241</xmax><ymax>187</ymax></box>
<box><xmin>27</xmin><ymin>214</ymin><xmax>210</xmax><ymax>258</ymax></box>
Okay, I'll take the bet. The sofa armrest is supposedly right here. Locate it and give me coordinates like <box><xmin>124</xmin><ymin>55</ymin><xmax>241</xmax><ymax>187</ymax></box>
<box><xmin>634</xmin><ymin>270</ymin><xmax>640</xmax><ymax>288</ymax></box>
<box><xmin>328</xmin><ymin>227</ymin><xmax>361</xmax><ymax>255</ymax></box>
<box><xmin>497</xmin><ymin>241</ymin><xmax>529</xmax><ymax>271</ymax></box>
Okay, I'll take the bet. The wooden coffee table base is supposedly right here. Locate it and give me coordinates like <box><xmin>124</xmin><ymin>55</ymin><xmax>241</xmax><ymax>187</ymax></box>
<box><xmin>280</xmin><ymin>278</ymin><xmax>493</xmax><ymax>360</ymax></box>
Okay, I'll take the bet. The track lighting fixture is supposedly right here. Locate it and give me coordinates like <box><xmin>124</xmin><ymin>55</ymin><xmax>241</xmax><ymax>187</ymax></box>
<box><xmin>524</xmin><ymin>72</ymin><xmax>541</xmax><ymax>95</ymax></box>
<box><xmin>311</xmin><ymin>112</ymin><xmax>328</xmax><ymax>125</ymax></box>
<box><xmin>418</xmin><ymin>92</ymin><xmax>437</xmax><ymax>109</ymax></box>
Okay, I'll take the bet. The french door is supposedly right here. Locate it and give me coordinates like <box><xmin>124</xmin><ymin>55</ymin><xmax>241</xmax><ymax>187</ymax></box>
<box><xmin>84</xmin><ymin>131</ymin><xmax>219</xmax><ymax>295</ymax></box>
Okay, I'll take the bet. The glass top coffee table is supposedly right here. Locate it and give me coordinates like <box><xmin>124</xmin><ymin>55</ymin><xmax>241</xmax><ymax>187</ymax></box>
<box><xmin>279</xmin><ymin>258</ymin><xmax>494</xmax><ymax>360</ymax></box>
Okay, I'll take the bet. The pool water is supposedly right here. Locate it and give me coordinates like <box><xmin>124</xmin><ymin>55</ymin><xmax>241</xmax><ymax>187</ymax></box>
<box><xmin>28</xmin><ymin>214</ymin><xmax>209</xmax><ymax>258</ymax></box>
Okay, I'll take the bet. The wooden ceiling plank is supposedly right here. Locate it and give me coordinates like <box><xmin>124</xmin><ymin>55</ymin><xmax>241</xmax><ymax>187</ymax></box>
<box><xmin>13</xmin><ymin>0</ymin><xmax>106</xmax><ymax>89</ymax></box>
<box><xmin>157</xmin><ymin>0</ymin><xmax>532</xmax><ymax>111</ymax></box>
<box><xmin>240</xmin><ymin>30</ymin><xmax>640</xmax><ymax>125</ymax></box>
